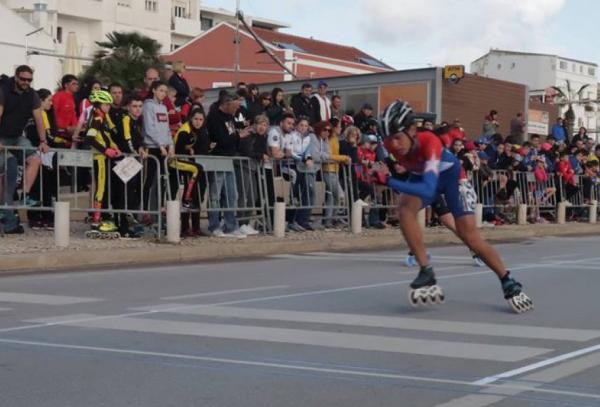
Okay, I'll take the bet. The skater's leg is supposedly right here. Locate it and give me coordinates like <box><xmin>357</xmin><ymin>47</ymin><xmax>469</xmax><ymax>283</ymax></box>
<box><xmin>453</xmin><ymin>215</ymin><xmax>506</xmax><ymax>278</ymax></box>
<box><xmin>397</xmin><ymin>194</ymin><xmax>429</xmax><ymax>266</ymax></box>
<box><xmin>438</xmin><ymin>213</ymin><xmax>456</xmax><ymax>232</ymax></box>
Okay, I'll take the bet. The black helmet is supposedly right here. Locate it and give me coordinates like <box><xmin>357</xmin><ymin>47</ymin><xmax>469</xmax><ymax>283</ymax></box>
<box><xmin>380</xmin><ymin>100</ymin><xmax>416</xmax><ymax>138</ymax></box>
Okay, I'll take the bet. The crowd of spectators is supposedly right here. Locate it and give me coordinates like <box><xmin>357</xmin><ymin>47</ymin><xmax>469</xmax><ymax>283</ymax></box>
<box><xmin>1</xmin><ymin>64</ymin><xmax>598</xmax><ymax>237</ymax></box>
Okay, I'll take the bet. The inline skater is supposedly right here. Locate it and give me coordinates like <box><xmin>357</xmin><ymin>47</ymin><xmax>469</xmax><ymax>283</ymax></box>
<box><xmin>374</xmin><ymin>100</ymin><xmax>533</xmax><ymax>313</ymax></box>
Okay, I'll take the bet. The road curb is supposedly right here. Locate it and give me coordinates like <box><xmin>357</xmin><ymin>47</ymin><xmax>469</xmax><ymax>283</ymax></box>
<box><xmin>1</xmin><ymin>223</ymin><xmax>598</xmax><ymax>274</ymax></box>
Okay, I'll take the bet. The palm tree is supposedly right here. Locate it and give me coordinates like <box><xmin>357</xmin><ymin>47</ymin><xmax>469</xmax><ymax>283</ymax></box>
<box><xmin>551</xmin><ymin>80</ymin><xmax>590</xmax><ymax>135</ymax></box>
<box><xmin>82</xmin><ymin>31</ymin><xmax>164</xmax><ymax>91</ymax></box>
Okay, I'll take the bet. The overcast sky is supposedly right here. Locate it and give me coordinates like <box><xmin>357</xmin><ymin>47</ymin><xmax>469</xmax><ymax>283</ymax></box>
<box><xmin>204</xmin><ymin>0</ymin><xmax>598</xmax><ymax>73</ymax></box>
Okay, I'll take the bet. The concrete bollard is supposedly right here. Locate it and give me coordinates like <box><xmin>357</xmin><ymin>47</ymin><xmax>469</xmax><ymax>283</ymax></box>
<box><xmin>54</xmin><ymin>201</ymin><xmax>70</xmax><ymax>248</ymax></box>
<box><xmin>557</xmin><ymin>201</ymin><xmax>567</xmax><ymax>224</ymax></box>
<box><xmin>273</xmin><ymin>202</ymin><xmax>286</xmax><ymax>238</ymax></box>
<box><xmin>517</xmin><ymin>204</ymin><xmax>528</xmax><ymax>225</ymax></box>
<box><xmin>166</xmin><ymin>200</ymin><xmax>181</xmax><ymax>243</ymax></box>
<box><xmin>475</xmin><ymin>203</ymin><xmax>483</xmax><ymax>228</ymax></box>
<box><xmin>590</xmin><ymin>200</ymin><xmax>598</xmax><ymax>224</ymax></box>
<box><xmin>351</xmin><ymin>200</ymin><xmax>363</xmax><ymax>234</ymax></box>
<box><xmin>417</xmin><ymin>208</ymin><xmax>426</xmax><ymax>230</ymax></box>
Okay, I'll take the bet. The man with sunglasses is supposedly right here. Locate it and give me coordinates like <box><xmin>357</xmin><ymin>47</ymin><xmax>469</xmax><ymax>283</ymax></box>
<box><xmin>0</xmin><ymin>65</ymin><xmax>48</xmax><ymax>233</ymax></box>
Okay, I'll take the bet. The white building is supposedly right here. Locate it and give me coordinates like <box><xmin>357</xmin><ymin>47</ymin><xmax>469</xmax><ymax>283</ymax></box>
<box><xmin>471</xmin><ymin>49</ymin><xmax>599</xmax><ymax>132</ymax></box>
<box><xmin>0</xmin><ymin>1</ymin><xmax>61</xmax><ymax>89</ymax></box>
<box><xmin>2</xmin><ymin>0</ymin><xmax>288</xmax><ymax>61</ymax></box>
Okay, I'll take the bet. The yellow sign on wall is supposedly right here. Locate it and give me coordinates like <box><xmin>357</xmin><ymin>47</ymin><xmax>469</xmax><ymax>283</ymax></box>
<box><xmin>443</xmin><ymin>65</ymin><xmax>465</xmax><ymax>83</ymax></box>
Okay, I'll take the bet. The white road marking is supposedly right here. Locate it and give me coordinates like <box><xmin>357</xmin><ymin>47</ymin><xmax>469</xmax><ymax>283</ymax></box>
<box><xmin>472</xmin><ymin>343</ymin><xmax>600</xmax><ymax>385</ymax></box>
<box><xmin>161</xmin><ymin>285</ymin><xmax>290</xmax><ymax>301</ymax></box>
<box><xmin>2</xmin><ymin>255</ymin><xmax>599</xmax><ymax>335</ymax></box>
<box><xmin>168</xmin><ymin>305</ymin><xmax>600</xmax><ymax>342</ymax></box>
<box><xmin>0</xmin><ymin>292</ymin><xmax>101</xmax><ymax>305</ymax></box>
<box><xmin>53</xmin><ymin>316</ymin><xmax>552</xmax><ymax>362</ymax></box>
<box><xmin>0</xmin><ymin>338</ymin><xmax>597</xmax><ymax>401</ymax></box>
<box><xmin>437</xmin><ymin>348</ymin><xmax>600</xmax><ymax>406</ymax></box>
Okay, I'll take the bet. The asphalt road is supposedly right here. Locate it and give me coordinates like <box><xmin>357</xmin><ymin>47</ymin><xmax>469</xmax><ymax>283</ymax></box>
<box><xmin>0</xmin><ymin>236</ymin><xmax>599</xmax><ymax>407</ymax></box>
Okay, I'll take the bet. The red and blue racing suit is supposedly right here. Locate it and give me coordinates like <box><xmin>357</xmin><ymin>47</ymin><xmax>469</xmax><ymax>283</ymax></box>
<box><xmin>383</xmin><ymin>131</ymin><xmax>476</xmax><ymax>218</ymax></box>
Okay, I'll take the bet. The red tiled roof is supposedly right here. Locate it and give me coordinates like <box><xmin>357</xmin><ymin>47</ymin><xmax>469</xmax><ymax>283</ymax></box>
<box><xmin>249</xmin><ymin>27</ymin><xmax>393</xmax><ymax>69</ymax></box>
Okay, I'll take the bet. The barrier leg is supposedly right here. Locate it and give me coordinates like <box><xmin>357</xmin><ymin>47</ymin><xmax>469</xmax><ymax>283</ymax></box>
<box><xmin>475</xmin><ymin>203</ymin><xmax>483</xmax><ymax>228</ymax></box>
<box><xmin>590</xmin><ymin>200</ymin><xmax>598</xmax><ymax>224</ymax></box>
<box><xmin>166</xmin><ymin>200</ymin><xmax>181</xmax><ymax>243</ymax></box>
<box><xmin>557</xmin><ymin>201</ymin><xmax>567</xmax><ymax>224</ymax></box>
<box><xmin>54</xmin><ymin>201</ymin><xmax>70</xmax><ymax>248</ymax></box>
<box><xmin>273</xmin><ymin>202</ymin><xmax>286</xmax><ymax>238</ymax></box>
<box><xmin>517</xmin><ymin>204</ymin><xmax>528</xmax><ymax>225</ymax></box>
<box><xmin>351</xmin><ymin>200</ymin><xmax>363</xmax><ymax>234</ymax></box>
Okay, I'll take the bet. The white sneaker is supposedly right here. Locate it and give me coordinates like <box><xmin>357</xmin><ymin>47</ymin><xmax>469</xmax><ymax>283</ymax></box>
<box><xmin>212</xmin><ymin>228</ymin><xmax>226</xmax><ymax>237</ymax></box>
<box><xmin>240</xmin><ymin>224</ymin><xmax>260</xmax><ymax>236</ymax></box>
<box><xmin>223</xmin><ymin>229</ymin><xmax>247</xmax><ymax>239</ymax></box>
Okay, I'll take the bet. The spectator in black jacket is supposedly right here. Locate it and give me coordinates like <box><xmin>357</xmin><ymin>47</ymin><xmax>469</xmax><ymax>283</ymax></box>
<box><xmin>266</xmin><ymin>87</ymin><xmax>287</xmax><ymax>125</ymax></box>
<box><xmin>167</xmin><ymin>62</ymin><xmax>190</xmax><ymax>108</ymax></box>
<box><xmin>205</xmin><ymin>92</ymin><xmax>251</xmax><ymax>238</ymax></box>
<box><xmin>290</xmin><ymin>83</ymin><xmax>315</xmax><ymax>124</ymax></box>
<box><xmin>245</xmin><ymin>83</ymin><xmax>262</xmax><ymax>120</ymax></box>
<box><xmin>353</xmin><ymin>103</ymin><xmax>374</xmax><ymax>131</ymax></box>
<box><xmin>237</xmin><ymin>114</ymin><xmax>270</xmax><ymax>235</ymax></box>
<box><xmin>310</xmin><ymin>80</ymin><xmax>331</xmax><ymax>124</ymax></box>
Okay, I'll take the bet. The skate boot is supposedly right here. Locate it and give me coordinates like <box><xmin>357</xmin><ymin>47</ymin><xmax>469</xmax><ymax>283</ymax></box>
<box><xmin>471</xmin><ymin>250</ymin><xmax>485</xmax><ymax>267</ymax></box>
<box><xmin>404</xmin><ymin>252</ymin><xmax>431</xmax><ymax>267</ymax></box>
<box><xmin>408</xmin><ymin>266</ymin><xmax>445</xmax><ymax>307</ymax></box>
<box><xmin>98</xmin><ymin>220</ymin><xmax>121</xmax><ymax>239</ymax></box>
<box><xmin>501</xmin><ymin>272</ymin><xmax>533</xmax><ymax>314</ymax></box>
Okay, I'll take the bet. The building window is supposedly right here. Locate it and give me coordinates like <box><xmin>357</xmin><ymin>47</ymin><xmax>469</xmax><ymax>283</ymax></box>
<box><xmin>572</xmin><ymin>63</ymin><xmax>576</xmax><ymax>72</ymax></box>
<box><xmin>56</xmin><ymin>26</ymin><xmax>62</xmax><ymax>44</ymax></box>
<box><xmin>201</xmin><ymin>17</ymin><xmax>213</xmax><ymax>31</ymax></box>
<box><xmin>170</xmin><ymin>44</ymin><xmax>180</xmax><ymax>51</ymax></box>
<box><xmin>174</xmin><ymin>5</ymin><xmax>186</xmax><ymax>18</ymax></box>
<box><xmin>559</xmin><ymin>60</ymin><xmax>567</xmax><ymax>70</ymax></box>
<box><xmin>497</xmin><ymin>63</ymin><xmax>501</xmax><ymax>70</ymax></box>
<box><xmin>145</xmin><ymin>0</ymin><xmax>157</xmax><ymax>12</ymax></box>
<box><xmin>588</xmin><ymin>67</ymin><xmax>596</xmax><ymax>76</ymax></box>
<box><xmin>117</xmin><ymin>0</ymin><xmax>131</xmax><ymax>6</ymax></box>
<box><xmin>511</xmin><ymin>62</ymin><xmax>516</xmax><ymax>69</ymax></box>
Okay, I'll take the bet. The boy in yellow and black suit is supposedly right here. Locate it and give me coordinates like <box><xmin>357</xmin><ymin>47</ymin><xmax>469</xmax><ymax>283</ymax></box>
<box><xmin>111</xmin><ymin>96</ymin><xmax>147</xmax><ymax>237</ymax></box>
<box><xmin>85</xmin><ymin>90</ymin><xmax>122</xmax><ymax>233</ymax></box>
<box><xmin>169</xmin><ymin>120</ymin><xmax>203</xmax><ymax>210</ymax></box>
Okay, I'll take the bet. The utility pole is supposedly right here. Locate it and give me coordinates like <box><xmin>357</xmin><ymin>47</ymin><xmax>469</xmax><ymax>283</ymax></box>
<box><xmin>234</xmin><ymin>0</ymin><xmax>241</xmax><ymax>86</ymax></box>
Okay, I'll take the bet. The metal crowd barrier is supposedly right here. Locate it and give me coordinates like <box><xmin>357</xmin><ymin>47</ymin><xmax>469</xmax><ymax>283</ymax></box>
<box><xmin>261</xmin><ymin>159</ymin><xmax>353</xmax><ymax>231</ymax></box>
<box><xmin>164</xmin><ymin>154</ymin><xmax>267</xmax><ymax>233</ymax></box>
<box><xmin>1</xmin><ymin>145</ymin><xmax>163</xmax><ymax>237</ymax></box>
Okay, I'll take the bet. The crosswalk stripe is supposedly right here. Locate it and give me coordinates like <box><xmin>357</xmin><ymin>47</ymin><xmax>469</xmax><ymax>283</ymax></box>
<box><xmin>57</xmin><ymin>315</ymin><xmax>551</xmax><ymax>362</ymax></box>
<box><xmin>0</xmin><ymin>292</ymin><xmax>102</xmax><ymax>305</ymax></box>
<box><xmin>270</xmin><ymin>254</ymin><xmax>468</xmax><ymax>264</ymax></box>
<box><xmin>161</xmin><ymin>285</ymin><xmax>290</xmax><ymax>301</ymax></box>
<box><xmin>165</xmin><ymin>305</ymin><xmax>600</xmax><ymax>342</ymax></box>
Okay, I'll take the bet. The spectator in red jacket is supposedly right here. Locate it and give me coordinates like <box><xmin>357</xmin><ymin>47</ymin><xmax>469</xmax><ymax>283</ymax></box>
<box><xmin>448</xmin><ymin>119</ymin><xmax>465</xmax><ymax>143</ymax></box>
<box><xmin>52</xmin><ymin>74</ymin><xmax>79</xmax><ymax>143</ymax></box>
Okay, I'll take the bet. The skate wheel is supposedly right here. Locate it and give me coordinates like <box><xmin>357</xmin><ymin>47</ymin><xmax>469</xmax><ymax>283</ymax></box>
<box><xmin>508</xmin><ymin>292</ymin><xmax>534</xmax><ymax>314</ymax></box>
<box><xmin>409</xmin><ymin>285</ymin><xmax>445</xmax><ymax>307</ymax></box>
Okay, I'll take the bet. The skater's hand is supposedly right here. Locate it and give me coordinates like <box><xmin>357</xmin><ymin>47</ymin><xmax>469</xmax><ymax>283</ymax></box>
<box><xmin>38</xmin><ymin>141</ymin><xmax>50</xmax><ymax>154</ymax></box>
<box><xmin>138</xmin><ymin>147</ymin><xmax>148</xmax><ymax>159</ymax></box>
